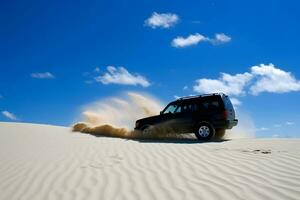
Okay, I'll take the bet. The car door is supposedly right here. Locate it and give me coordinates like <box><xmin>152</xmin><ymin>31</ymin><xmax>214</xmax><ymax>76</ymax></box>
<box><xmin>170</xmin><ymin>101</ymin><xmax>195</xmax><ymax>133</ymax></box>
<box><xmin>197</xmin><ymin>96</ymin><xmax>222</xmax><ymax>122</ymax></box>
<box><xmin>160</xmin><ymin>101</ymin><xmax>197</xmax><ymax>133</ymax></box>
<box><xmin>159</xmin><ymin>102</ymin><xmax>181</xmax><ymax>130</ymax></box>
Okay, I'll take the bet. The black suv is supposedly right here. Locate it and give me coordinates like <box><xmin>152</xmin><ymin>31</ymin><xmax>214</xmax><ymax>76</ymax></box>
<box><xmin>135</xmin><ymin>93</ymin><xmax>238</xmax><ymax>140</ymax></box>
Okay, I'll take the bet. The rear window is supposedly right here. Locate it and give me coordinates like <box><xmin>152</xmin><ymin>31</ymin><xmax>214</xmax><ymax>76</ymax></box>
<box><xmin>223</xmin><ymin>95</ymin><xmax>234</xmax><ymax>110</ymax></box>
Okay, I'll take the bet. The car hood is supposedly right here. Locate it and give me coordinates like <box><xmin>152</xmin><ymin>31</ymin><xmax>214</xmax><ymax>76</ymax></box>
<box><xmin>136</xmin><ymin>115</ymin><xmax>160</xmax><ymax>123</ymax></box>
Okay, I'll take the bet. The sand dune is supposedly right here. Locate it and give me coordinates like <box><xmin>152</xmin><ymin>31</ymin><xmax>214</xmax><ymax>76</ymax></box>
<box><xmin>0</xmin><ymin>122</ymin><xmax>300</xmax><ymax>200</ymax></box>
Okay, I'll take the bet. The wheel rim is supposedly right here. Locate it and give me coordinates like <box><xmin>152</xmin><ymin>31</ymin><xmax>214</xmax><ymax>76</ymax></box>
<box><xmin>198</xmin><ymin>126</ymin><xmax>210</xmax><ymax>138</ymax></box>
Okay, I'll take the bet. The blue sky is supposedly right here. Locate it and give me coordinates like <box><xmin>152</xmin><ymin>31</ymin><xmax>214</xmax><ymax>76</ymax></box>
<box><xmin>1</xmin><ymin>0</ymin><xmax>300</xmax><ymax>137</ymax></box>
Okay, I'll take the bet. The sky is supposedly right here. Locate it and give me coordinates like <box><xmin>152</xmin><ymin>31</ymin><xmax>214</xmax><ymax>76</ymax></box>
<box><xmin>1</xmin><ymin>0</ymin><xmax>300</xmax><ymax>137</ymax></box>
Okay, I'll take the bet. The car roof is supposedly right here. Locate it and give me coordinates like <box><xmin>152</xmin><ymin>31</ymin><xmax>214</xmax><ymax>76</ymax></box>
<box><xmin>171</xmin><ymin>93</ymin><xmax>226</xmax><ymax>104</ymax></box>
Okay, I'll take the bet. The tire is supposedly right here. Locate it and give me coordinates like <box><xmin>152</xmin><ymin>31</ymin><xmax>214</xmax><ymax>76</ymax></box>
<box><xmin>141</xmin><ymin>125</ymin><xmax>153</xmax><ymax>135</ymax></box>
<box><xmin>215</xmin><ymin>129</ymin><xmax>226</xmax><ymax>139</ymax></box>
<box><xmin>194</xmin><ymin>122</ymin><xmax>215</xmax><ymax>140</ymax></box>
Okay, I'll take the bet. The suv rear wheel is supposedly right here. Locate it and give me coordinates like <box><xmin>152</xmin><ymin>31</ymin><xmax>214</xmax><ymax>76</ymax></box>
<box><xmin>215</xmin><ymin>129</ymin><xmax>226</xmax><ymax>139</ymax></box>
<box><xmin>195</xmin><ymin>122</ymin><xmax>215</xmax><ymax>140</ymax></box>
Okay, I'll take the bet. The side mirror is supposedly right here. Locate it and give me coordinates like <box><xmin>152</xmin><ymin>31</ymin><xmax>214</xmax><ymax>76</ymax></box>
<box><xmin>160</xmin><ymin>111</ymin><xmax>163</xmax><ymax>115</ymax></box>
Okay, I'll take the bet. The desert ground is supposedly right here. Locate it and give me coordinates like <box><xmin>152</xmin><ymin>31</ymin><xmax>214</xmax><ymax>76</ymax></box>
<box><xmin>0</xmin><ymin>122</ymin><xmax>300</xmax><ymax>200</ymax></box>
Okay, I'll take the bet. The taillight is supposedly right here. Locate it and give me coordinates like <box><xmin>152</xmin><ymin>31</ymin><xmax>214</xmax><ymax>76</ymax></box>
<box><xmin>222</xmin><ymin>111</ymin><xmax>228</xmax><ymax>119</ymax></box>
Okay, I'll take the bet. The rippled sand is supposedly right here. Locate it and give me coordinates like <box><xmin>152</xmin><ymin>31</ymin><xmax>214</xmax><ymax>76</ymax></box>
<box><xmin>0</xmin><ymin>122</ymin><xmax>299</xmax><ymax>200</ymax></box>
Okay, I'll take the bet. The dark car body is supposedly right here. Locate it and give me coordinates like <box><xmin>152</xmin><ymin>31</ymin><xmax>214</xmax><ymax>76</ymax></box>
<box><xmin>135</xmin><ymin>93</ymin><xmax>238</xmax><ymax>138</ymax></box>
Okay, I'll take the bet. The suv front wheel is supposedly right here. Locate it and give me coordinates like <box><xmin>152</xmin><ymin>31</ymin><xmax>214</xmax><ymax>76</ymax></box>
<box><xmin>195</xmin><ymin>122</ymin><xmax>215</xmax><ymax>140</ymax></box>
<box><xmin>141</xmin><ymin>125</ymin><xmax>154</xmax><ymax>135</ymax></box>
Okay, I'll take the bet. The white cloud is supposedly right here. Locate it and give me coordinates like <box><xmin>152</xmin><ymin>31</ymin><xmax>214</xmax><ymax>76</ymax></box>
<box><xmin>193</xmin><ymin>63</ymin><xmax>300</xmax><ymax>98</ymax></box>
<box><xmin>209</xmin><ymin>33</ymin><xmax>232</xmax><ymax>45</ymax></box>
<box><xmin>193</xmin><ymin>72</ymin><xmax>252</xmax><ymax>96</ymax></box>
<box><xmin>183</xmin><ymin>85</ymin><xmax>188</xmax><ymax>90</ymax></box>
<box><xmin>145</xmin><ymin>12</ymin><xmax>179</xmax><ymax>29</ymax></box>
<box><xmin>94</xmin><ymin>67</ymin><xmax>100</xmax><ymax>72</ymax></box>
<box><xmin>171</xmin><ymin>33</ymin><xmax>209</xmax><ymax>48</ymax></box>
<box><xmin>230</xmin><ymin>98</ymin><xmax>242</xmax><ymax>106</ymax></box>
<box><xmin>286</xmin><ymin>121</ymin><xmax>295</xmax><ymax>126</ymax></box>
<box><xmin>256</xmin><ymin>127</ymin><xmax>269</xmax><ymax>131</ymax></box>
<box><xmin>250</xmin><ymin>64</ymin><xmax>300</xmax><ymax>95</ymax></box>
<box><xmin>274</xmin><ymin>124</ymin><xmax>282</xmax><ymax>128</ymax></box>
<box><xmin>2</xmin><ymin>111</ymin><xmax>17</xmax><ymax>120</ymax></box>
<box><xmin>274</xmin><ymin>122</ymin><xmax>295</xmax><ymax>127</ymax></box>
<box><xmin>171</xmin><ymin>33</ymin><xmax>231</xmax><ymax>48</ymax></box>
<box><xmin>31</xmin><ymin>72</ymin><xmax>55</xmax><ymax>79</ymax></box>
<box><xmin>95</xmin><ymin>66</ymin><xmax>150</xmax><ymax>87</ymax></box>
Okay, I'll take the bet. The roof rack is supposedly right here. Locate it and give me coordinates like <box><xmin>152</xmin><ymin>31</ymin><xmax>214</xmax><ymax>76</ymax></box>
<box><xmin>176</xmin><ymin>93</ymin><xmax>224</xmax><ymax>101</ymax></box>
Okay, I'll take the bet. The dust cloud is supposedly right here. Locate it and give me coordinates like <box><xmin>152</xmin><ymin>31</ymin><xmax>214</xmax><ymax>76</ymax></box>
<box><xmin>225</xmin><ymin>110</ymin><xmax>256</xmax><ymax>139</ymax></box>
<box><xmin>72</xmin><ymin>92</ymin><xmax>183</xmax><ymax>139</ymax></box>
<box><xmin>82</xmin><ymin>92</ymin><xmax>162</xmax><ymax>128</ymax></box>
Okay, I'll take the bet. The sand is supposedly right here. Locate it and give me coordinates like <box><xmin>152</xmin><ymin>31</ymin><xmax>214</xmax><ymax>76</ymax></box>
<box><xmin>0</xmin><ymin>122</ymin><xmax>300</xmax><ymax>200</ymax></box>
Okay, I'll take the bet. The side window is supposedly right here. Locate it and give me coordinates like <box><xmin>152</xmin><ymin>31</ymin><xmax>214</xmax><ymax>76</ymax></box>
<box><xmin>163</xmin><ymin>104</ymin><xmax>178</xmax><ymax>114</ymax></box>
<box><xmin>200</xmin><ymin>99</ymin><xmax>221</xmax><ymax>112</ymax></box>
<box><xmin>181</xmin><ymin>104</ymin><xmax>191</xmax><ymax>113</ymax></box>
<box><xmin>192</xmin><ymin>104</ymin><xmax>199</xmax><ymax>112</ymax></box>
<box><xmin>164</xmin><ymin>102</ymin><xmax>201</xmax><ymax>114</ymax></box>
<box><xmin>174</xmin><ymin>105</ymin><xmax>181</xmax><ymax>113</ymax></box>
<box><xmin>181</xmin><ymin>103</ymin><xmax>199</xmax><ymax>113</ymax></box>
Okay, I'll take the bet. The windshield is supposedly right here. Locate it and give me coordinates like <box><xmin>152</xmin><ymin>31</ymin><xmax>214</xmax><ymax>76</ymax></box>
<box><xmin>162</xmin><ymin>103</ymin><xmax>181</xmax><ymax>114</ymax></box>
